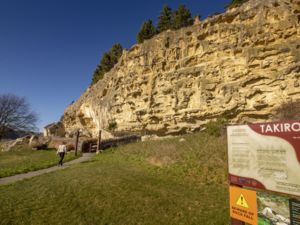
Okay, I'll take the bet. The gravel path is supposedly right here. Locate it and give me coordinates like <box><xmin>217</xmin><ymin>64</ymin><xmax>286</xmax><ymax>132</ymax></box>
<box><xmin>0</xmin><ymin>153</ymin><xmax>93</xmax><ymax>186</ymax></box>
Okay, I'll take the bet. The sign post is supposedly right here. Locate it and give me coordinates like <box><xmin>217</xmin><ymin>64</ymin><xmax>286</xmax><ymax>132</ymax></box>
<box><xmin>227</xmin><ymin>121</ymin><xmax>300</xmax><ymax>225</ymax></box>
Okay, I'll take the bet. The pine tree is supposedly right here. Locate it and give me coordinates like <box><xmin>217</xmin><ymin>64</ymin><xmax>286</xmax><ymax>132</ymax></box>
<box><xmin>157</xmin><ymin>5</ymin><xmax>173</xmax><ymax>33</ymax></box>
<box><xmin>92</xmin><ymin>65</ymin><xmax>104</xmax><ymax>85</ymax></box>
<box><xmin>100</xmin><ymin>52</ymin><xmax>113</xmax><ymax>72</ymax></box>
<box><xmin>172</xmin><ymin>5</ymin><xmax>193</xmax><ymax>30</ymax></box>
<box><xmin>136</xmin><ymin>20</ymin><xmax>156</xmax><ymax>44</ymax></box>
<box><xmin>109</xmin><ymin>43</ymin><xmax>123</xmax><ymax>65</ymax></box>
<box><xmin>91</xmin><ymin>44</ymin><xmax>123</xmax><ymax>85</ymax></box>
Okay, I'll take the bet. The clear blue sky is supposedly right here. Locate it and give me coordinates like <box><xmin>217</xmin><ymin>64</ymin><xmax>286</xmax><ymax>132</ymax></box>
<box><xmin>0</xmin><ymin>0</ymin><xmax>231</xmax><ymax>130</ymax></box>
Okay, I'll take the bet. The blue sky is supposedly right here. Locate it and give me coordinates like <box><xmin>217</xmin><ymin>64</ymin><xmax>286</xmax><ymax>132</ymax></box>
<box><xmin>0</xmin><ymin>0</ymin><xmax>231</xmax><ymax>130</ymax></box>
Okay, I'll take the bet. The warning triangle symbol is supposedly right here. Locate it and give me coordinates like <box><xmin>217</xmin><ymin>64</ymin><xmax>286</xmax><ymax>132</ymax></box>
<box><xmin>236</xmin><ymin>194</ymin><xmax>249</xmax><ymax>208</ymax></box>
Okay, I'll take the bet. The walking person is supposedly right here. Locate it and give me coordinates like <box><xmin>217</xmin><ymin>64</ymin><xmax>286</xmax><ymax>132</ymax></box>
<box><xmin>57</xmin><ymin>142</ymin><xmax>67</xmax><ymax>166</ymax></box>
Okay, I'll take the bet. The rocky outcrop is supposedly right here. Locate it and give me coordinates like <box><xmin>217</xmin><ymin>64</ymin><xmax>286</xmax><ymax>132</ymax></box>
<box><xmin>63</xmin><ymin>0</ymin><xmax>300</xmax><ymax>137</ymax></box>
<box><xmin>0</xmin><ymin>135</ymin><xmax>52</xmax><ymax>151</ymax></box>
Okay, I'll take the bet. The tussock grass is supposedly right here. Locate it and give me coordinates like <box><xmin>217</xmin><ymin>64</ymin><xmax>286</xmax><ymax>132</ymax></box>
<box><xmin>115</xmin><ymin>132</ymin><xmax>228</xmax><ymax>185</ymax></box>
<box><xmin>0</xmin><ymin>132</ymin><xmax>229</xmax><ymax>225</ymax></box>
<box><xmin>0</xmin><ymin>146</ymin><xmax>78</xmax><ymax>178</ymax></box>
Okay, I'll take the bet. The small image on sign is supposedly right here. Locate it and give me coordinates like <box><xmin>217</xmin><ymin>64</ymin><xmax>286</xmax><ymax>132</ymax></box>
<box><xmin>257</xmin><ymin>191</ymin><xmax>290</xmax><ymax>225</ymax></box>
<box><xmin>230</xmin><ymin>186</ymin><xmax>258</xmax><ymax>225</ymax></box>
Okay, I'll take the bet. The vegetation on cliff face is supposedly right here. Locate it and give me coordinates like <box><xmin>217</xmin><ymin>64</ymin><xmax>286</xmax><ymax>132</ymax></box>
<box><xmin>91</xmin><ymin>43</ymin><xmax>123</xmax><ymax>85</ymax></box>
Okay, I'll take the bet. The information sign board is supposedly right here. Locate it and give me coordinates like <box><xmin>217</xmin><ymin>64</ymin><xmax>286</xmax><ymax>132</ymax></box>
<box><xmin>227</xmin><ymin>121</ymin><xmax>300</xmax><ymax>196</ymax></box>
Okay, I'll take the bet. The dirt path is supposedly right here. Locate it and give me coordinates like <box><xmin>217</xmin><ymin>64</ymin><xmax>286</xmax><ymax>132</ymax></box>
<box><xmin>0</xmin><ymin>153</ymin><xmax>93</xmax><ymax>186</ymax></box>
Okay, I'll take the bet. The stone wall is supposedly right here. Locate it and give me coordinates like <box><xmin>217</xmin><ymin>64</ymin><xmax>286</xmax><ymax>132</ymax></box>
<box><xmin>63</xmin><ymin>0</ymin><xmax>300</xmax><ymax>137</ymax></box>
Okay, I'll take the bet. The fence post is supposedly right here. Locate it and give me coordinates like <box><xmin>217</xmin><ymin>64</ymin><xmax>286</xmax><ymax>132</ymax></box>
<box><xmin>97</xmin><ymin>130</ymin><xmax>102</xmax><ymax>152</ymax></box>
<box><xmin>75</xmin><ymin>130</ymin><xmax>80</xmax><ymax>156</ymax></box>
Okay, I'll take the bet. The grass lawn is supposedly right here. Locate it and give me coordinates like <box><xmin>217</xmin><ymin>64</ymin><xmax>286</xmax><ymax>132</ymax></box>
<box><xmin>0</xmin><ymin>132</ymin><xmax>230</xmax><ymax>225</ymax></box>
<box><xmin>0</xmin><ymin>146</ymin><xmax>79</xmax><ymax>178</ymax></box>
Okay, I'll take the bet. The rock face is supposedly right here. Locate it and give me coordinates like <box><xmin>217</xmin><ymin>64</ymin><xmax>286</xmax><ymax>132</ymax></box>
<box><xmin>63</xmin><ymin>0</ymin><xmax>300</xmax><ymax>137</ymax></box>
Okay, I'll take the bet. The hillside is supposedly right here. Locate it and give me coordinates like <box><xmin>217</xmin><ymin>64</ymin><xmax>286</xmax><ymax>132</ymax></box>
<box><xmin>62</xmin><ymin>0</ymin><xmax>300</xmax><ymax>138</ymax></box>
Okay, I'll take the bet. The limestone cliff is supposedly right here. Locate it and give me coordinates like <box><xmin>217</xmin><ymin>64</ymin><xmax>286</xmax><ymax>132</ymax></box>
<box><xmin>63</xmin><ymin>0</ymin><xmax>300</xmax><ymax>138</ymax></box>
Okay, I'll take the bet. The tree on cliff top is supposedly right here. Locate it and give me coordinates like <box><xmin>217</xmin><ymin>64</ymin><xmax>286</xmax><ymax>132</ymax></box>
<box><xmin>228</xmin><ymin>0</ymin><xmax>249</xmax><ymax>7</ymax></box>
<box><xmin>157</xmin><ymin>5</ymin><xmax>173</xmax><ymax>33</ymax></box>
<box><xmin>91</xmin><ymin>43</ymin><xmax>123</xmax><ymax>85</ymax></box>
<box><xmin>137</xmin><ymin>20</ymin><xmax>156</xmax><ymax>44</ymax></box>
<box><xmin>0</xmin><ymin>94</ymin><xmax>38</xmax><ymax>140</ymax></box>
<box><xmin>172</xmin><ymin>5</ymin><xmax>193</xmax><ymax>30</ymax></box>
<box><xmin>92</xmin><ymin>65</ymin><xmax>104</xmax><ymax>85</ymax></box>
<box><xmin>100</xmin><ymin>52</ymin><xmax>114</xmax><ymax>72</ymax></box>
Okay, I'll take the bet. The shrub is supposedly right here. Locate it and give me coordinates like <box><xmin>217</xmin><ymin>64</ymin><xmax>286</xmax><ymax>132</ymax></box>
<box><xmin>31</xmin><ymin>143</ymin><xmax>48</xmax><ymax>150</ymax></box>
<box><xmin>205</xmin><ymin>118</ymin><xmax>227</xmax><ymax>137</ymax></box>
<box><xmin>108</xmin><ymin>120</ymin><xmax>117</xmax><ymax>131</ymax></box>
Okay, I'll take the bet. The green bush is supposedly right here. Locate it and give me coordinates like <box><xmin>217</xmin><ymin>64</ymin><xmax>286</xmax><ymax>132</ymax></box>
<box><xmin>108</xmin><ymin>120</ymin><xmax>117</xmax><ymax>131</ymax></box>
<box><xmin>205</xmin><ymin>118</ymin><xmax>227</xmax><ymax>137</ymax></box>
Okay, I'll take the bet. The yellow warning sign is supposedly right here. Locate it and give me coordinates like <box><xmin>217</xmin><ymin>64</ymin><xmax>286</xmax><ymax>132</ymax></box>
<box><xmin>236</xmin><ymin>194</ymin><xmax>249</xmax><ymax>208</ymax></box>
<box><xmin>230</xmin><ymin>186</ymin><xmax>257</xmax><ymax>225</ymax></box>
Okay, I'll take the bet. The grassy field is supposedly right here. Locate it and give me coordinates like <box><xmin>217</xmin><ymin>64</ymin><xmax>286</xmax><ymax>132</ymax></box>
<box><xmin>0</xmin><ymin>132</ymin><xmax>230</xmax><ymax>225</ymax></box>
<box><xmin>0</xmin><ymin>146</ymin><xmax>78</xmax><ymax>178</ymax></box>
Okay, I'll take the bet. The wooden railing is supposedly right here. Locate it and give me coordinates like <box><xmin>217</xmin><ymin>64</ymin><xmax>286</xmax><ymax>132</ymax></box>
<box><xmin>81</xmin><ymin>135</ymin><xmax>141</xmax><ymax>153</ymax></box>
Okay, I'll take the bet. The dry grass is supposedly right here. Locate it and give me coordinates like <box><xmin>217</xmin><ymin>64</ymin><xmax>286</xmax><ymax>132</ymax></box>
<box><xmin>115</xmin><ymin>132</ymin><xmax>228</xmax><ymax>185</ymax></box>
